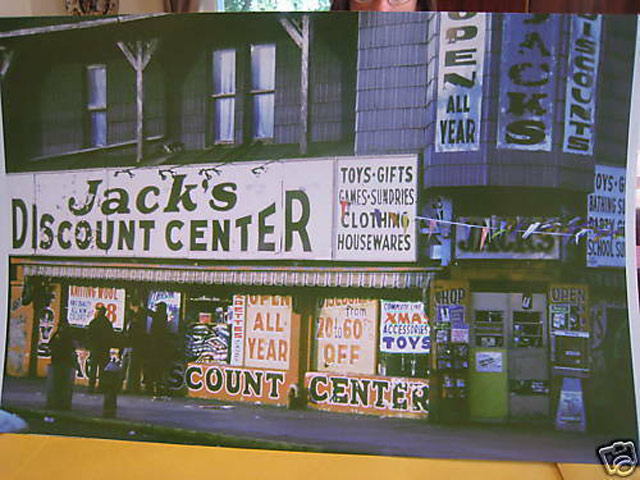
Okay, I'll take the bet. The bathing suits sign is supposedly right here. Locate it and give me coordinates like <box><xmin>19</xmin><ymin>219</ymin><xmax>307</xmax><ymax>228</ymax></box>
<box><xmin>9</xmin><ymin>155</ymin><xmax>418</xmax><ymax>262</ymax></box>
<box><xmin>587</xmin><ymin>165</ymin><xmax>625</xmax><ymax>268</ymax></box>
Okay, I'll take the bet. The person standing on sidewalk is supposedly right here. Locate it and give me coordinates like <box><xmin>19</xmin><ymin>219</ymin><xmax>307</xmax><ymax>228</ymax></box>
<box><xmin>86</xmin><ymin>305</ymin><xmax>114</xmax><ymax>394</ymax></box>
<box><xmin>47</xmin><ymin>319</ymin><xmax>77</xmax><ymax>410</ymax></box>
<box><xmin>148</xmin><ymin>302</ymin><xmax>170</xmax><ymax>398</ymax></box>
<box><xmin>123</xmin><ymin>302</ymin><xmax>148</xmax><ymax>393</ymax></box>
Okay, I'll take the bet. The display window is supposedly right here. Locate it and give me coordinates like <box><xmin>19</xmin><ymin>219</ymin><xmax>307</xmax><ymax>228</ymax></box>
<box><xmin>184</xmin><ymin>294</ymin><xmax>301</xmax><ymax>407</ymax></box>
<box><xmin>306</xmin><ymin>297</ymin><xmax>431</xmax><ymax>418</ymax></box>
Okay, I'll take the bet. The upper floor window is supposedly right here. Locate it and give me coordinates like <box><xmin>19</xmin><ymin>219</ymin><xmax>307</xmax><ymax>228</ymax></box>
<box><xmin>250</xmin><ymin>44</ymin><xmax>275</xmax><ymax>140</ymax></box>
<box><xmin>211</xmin><ymin>49</ymin><xmax>236</xmax><ymax>143</ymax></box>
<box><xmin>86</xmin><ymin>64</ymin><xmax>107</xmax><ymax>147</ymax></box>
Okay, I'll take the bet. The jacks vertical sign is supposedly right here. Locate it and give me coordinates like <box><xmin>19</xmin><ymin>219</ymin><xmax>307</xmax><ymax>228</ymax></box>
<box><xmin>436</xmin><ymin>12</ymin><xmax>487</xmax><ymax>152</ymax></box>
<box><xmin>563</xmin><ymin>15</ymin><xmax>601</xmax><ymax>155</ymax></box>
<box><xmin>497</xmin><ymin>14</ymin><xmax>560</xmax><ymax>151</ymax></box>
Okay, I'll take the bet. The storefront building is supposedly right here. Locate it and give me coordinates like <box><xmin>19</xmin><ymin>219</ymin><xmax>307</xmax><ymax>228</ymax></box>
<box><xmin>3</xmin><ymin>12</ymin><xmax>636</xmax><ymax>428</ymax></box>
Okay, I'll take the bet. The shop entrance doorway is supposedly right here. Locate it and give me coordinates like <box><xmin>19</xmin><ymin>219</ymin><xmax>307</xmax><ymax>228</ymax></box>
<box><xmin>469</xmin><ymin>292</ymin><xmax>549</xmax><ymax>423</ymax></box>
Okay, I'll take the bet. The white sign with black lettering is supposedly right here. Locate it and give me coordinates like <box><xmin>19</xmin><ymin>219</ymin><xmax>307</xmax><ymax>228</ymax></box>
<box><xmin>563</xmin><ymin>15</ymin><xmax>601</xmax><ymax>155</ymax></box>
<box><xmin>436</xmin><ymin>13</ymin><xmax>487</xmax><ymax>152</ymax></box>
<box><xmin>334</xmin><ymin>156</ymin><xmax>418</xmax><ymax>262</ymax></box>
<box><xmin>587</xmin><ymin>165</ymin><xmax>625</xmax><ymax>268</ymax></box>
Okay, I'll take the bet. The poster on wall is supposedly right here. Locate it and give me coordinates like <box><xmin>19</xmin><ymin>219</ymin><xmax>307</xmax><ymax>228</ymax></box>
<box><xmin>436</xmin><ymin>13</ymin><xmax>487</xmax><ymax>153</ymax></box>
<box><xmin>475</xmin><ymin>351</ymin><xmax>503</xmax><ymax>373</ymax></box>
<box><xmin>314</xmin><ymin>298</ymin><xmax>378</xmax><ymax>375</ymax></box>
<box><xmin>379</xmin><ymin>301</ymin><xmax>430</xmax><ymax>354</ymax></box>
<box><xmin>497</xmin><ymin>14</ymin><xmax>560</xmax><ymax>151</ymax></box>
<box><xmin>334</xmin><ymin>156</ymin><xmax>418</xmax><ymax>262</ymax></box>
<box><xmin>587</xmin><ymin>165</ymin><xmax>625</xmax><ymax>267</ymax></box>
<box><xmin>147</xmin><ymin>291</ymin><xmax>182</xmax><ymax>334</ymax></box>
<box><xmin>563</xmin><ymin>15</ymin><xmax>602</xmax><ymax>155</ymax></box>
<box><xmin>67</xmin><ymin>285</ymin><xmax>126</xmax><ymax>330</ymax></box>
<box><xmin>243</xmin><ymin>295</ymin><xmax>292</xmax><ymax>370</ymax></box>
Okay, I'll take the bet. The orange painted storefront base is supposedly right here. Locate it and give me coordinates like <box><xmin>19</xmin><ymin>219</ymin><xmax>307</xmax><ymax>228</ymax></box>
<box><xmin>185</xmin><ymin>363</ymin><xmax>296</xmax><ymax>407</ymax></box>
<box><xmin>305</xmin><ymin>372</ymin><xmax>429</xmax><ymax>419</ymax></box>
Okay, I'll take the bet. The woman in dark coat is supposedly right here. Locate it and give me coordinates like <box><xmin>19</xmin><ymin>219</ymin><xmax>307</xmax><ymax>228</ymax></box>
<box><xmin>47</xmin><ymin>320</ymin><xmax>77</xmax><ymax>410</ymax></box>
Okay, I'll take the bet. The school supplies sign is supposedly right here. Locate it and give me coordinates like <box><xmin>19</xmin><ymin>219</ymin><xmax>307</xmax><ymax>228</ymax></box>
<box><xmin>587</xmin><ymin>165</ymin><xmax>625</xmax><ymax>268</ymax></box>
<box><xmin>9</xmin><ymin>155</ymin><xmax>417</xmax><ymax>262</ymax></box>
<box><xmin>436</xmin><ymin>12</ymin><xmax>487</xmax><ymax>152</ymax></box>
<box><xmin>379</xmin><ymin>301</ymin><xmax>430</xmax><ymax>354</ymax></box>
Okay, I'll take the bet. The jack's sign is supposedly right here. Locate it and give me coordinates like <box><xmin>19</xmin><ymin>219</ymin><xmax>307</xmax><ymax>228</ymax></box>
<box><xmin>497</xmin><ymin>14</ymin><xmax>560</xmax><ymax>151</ymax></box>
<box><xmin>9</xmin><ymin>156</ymin><xmax>418</xmax><ymax>262</ymax></box>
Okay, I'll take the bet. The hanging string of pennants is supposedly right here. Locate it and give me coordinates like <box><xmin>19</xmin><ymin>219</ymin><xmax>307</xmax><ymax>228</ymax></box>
<box><xmin>414</xmin><ymin>215</ymin><xmax>623</xmax><ymax>249</ymax></box>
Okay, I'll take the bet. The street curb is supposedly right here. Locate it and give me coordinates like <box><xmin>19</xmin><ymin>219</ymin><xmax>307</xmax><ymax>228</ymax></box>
<box><xmin>4</xmin><ymin>406</ymin><xmax>329</xmax><ymax>453</ymax></box>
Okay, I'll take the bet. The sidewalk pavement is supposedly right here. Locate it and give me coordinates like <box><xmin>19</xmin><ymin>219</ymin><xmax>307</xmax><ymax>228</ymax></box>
<box><xmin>0</xmin><ymin>377</ymin><xmax>623</xmax><ymax>464</ymax></box>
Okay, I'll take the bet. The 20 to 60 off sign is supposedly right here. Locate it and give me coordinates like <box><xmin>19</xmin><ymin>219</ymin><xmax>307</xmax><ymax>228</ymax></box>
<box><xmin>314</xmin><ymin>299</ymin><xmax>378</xmax><ymax>375</ymax></box>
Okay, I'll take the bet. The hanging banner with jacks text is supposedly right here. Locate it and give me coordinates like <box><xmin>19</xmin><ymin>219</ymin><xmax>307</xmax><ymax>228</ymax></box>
<box><xmin>9</xmin><ymin>155</ymin><xmax>418</xmax><ymax>263</ymax></box>
<box><xmin>497</xmin><ymin>14</ymin><xmax>560</xmax><ymax>151</ymax></box>
<box><xmin>436</xmin><ymin>12</ymin><xmax>487</xmax><ymax>152</ymax></box>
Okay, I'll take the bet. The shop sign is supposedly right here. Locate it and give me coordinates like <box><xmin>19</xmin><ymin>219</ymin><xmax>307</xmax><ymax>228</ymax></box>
<box><xmin>243</xmin><ymin>295</ymin><xmax>292</xmax><ymax>370</ymax></box>
<box><xmin>9</xmin><ymin>156</ymin><xmax>418</xmax><ymax>263</ymax></box>
<box><xmin>230</xmin><ymin>295</ymin><xmax>246</xmax><ymax>366</ymax></box>
<box><xmin>497</xmin><ymin>14</ymin><xmax>560</xmax><ymax>151</ymax></box>
<box><xmin>587</xmin><ymin>165</ymin><xmax>625</xmax><ymax>268</ymax></box>
<box><xmin>455</xmin><ymin>217</ymin><xmax>560</xmax><ymax>260</ymax></box>
<box><xmin>314</xmin><ymin>298</ymin><xmax>378</xmax><ymax>375</ymax></box>
<box><xmin>563</xmin><ymin>15</ymin><xmax>601</xmax><ymax>155</ymax></box>
<box><xmin>334</xmin><ymin>156</ymin><xmax>418</xmax><ymax>262</ymax></box>
<box><xmin>436</xmin><ymin>13</ymin><xmax>487</xmax><ymax>152</ymax></box>
<box><xmin>67</xmin><ymin>285</ymin><xmax>125</xmax><ymax>330</ymax></box>
<box><xmin>475</xmin><ymin>351</ymin><xmax>503</xmax><ymax>373</ymax></box>
<box><xmin>185</xmin><ymin>364</ymin><xmax>291</xmax><ymax>406</ymax></box>
<box><xmin>305</xmin><ymin>372</ymin><xmax>429</xmax><ymax>418</ymax></box>
<box><xmin>379</xmin><ymin>301</ymin><xmax>430</xmax><ymax>354</ymax></box>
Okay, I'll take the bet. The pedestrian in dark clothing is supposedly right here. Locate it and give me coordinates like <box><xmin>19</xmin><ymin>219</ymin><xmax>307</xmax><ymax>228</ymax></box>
<box><xmin>147</xmin><ymin>302</ymin><xmax>170</xmax><ymax>397</ymax></box>
<box><xmin>123</xmin><ymin>304</ymin><xmax>148</xmax><ymax>393</ymax></box>
<box><xmin>47</xmin><ymin>319</ymin><xmax>77</xmax><ymax>410</ymax></box>
<box><xmin>86</xmin><ymin>305</ymin><xmax>114</xmax><ymax>393</ymax></box>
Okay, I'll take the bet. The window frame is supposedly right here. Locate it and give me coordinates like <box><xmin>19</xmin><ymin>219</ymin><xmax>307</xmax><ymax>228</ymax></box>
<box><xmin>210</xmin><ymin>48</ymin><xmax>237</xmax><ymax>145</ymax></box>
<box><xmin>85</xmin><ymin>64</ymin><xmax>108</xmax><ymax>148</ymax></box>
<box><xmin>249</xmin><ymin>43</ymin><xmax>276</xmax><ymax>141</ymax></box>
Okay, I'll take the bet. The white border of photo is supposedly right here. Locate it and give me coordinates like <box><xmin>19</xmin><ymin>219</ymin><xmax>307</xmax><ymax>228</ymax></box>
<box><xmin>626</xmin><ymin>15</ymin><xmax>640</xmax><ymax>447</ymax></box>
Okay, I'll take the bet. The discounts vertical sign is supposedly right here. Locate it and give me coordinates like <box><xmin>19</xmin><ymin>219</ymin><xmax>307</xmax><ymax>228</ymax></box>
<box><xmin>563</xmin><ymin>15</ymin><xmax>601</xmax><ymax>155</ymax></box>
<box><xmin>587</xmin><ymin>165</ymin><xmax>625</xmax><ymax>268</ymax></box>
<box><xmin>436</xmin><ymin>12</ymin><xmax>486</xmax><ymax>152</ymax></box>
<box><xmin>314</xmin><ymin>299</ymin><xmax>378</xmax><ymax>375</ymax></box>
